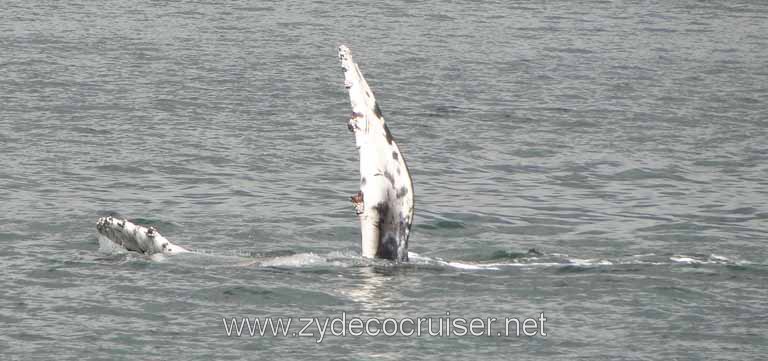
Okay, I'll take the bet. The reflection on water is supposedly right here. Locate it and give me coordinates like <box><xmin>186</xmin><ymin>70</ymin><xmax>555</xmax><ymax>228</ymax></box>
<box><xmin>345</xmin><ymin>267</ymin><xmax>390</xmax><ymax>312</ymax></box>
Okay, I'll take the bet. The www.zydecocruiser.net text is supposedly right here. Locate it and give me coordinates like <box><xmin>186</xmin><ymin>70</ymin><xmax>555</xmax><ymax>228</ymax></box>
<box><xmin>222</xmin><ymin>312</ymin><xmax>547</xmax><ymax>343</ymax></box>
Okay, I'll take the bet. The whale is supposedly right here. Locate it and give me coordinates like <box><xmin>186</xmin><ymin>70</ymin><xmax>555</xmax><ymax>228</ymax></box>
<box><xmin>94</xmin><ymin>46</ymin><xmax>415</xmax><ymax>261</ymax></box>
<box><xmin>338</xmin><ymin>45</ymin><xmax>415</xmax><ymax>262</ymax></box>
<box><xmin>96</xmin><ymin>216</ymin><xmax>188</xmax><ymax>255</ymax></box>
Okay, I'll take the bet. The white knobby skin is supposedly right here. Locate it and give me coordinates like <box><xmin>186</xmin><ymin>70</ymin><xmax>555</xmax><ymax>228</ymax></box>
<box><xmin>96</xmin><ymin>216</ymin><xmax>188</xmax><ymax>255</ymax></box>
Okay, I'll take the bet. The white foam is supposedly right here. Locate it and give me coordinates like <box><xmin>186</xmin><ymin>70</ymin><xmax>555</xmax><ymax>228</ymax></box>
<box><xmin>445</xmin><ymin>262</ymin><xmax>500</xmax><ymax>271</ymax></box>
<box><xmin>569</xmin><ymin>258</ymin><xmax>614</xmax><ymax>266</ymax></box>
<box><xmin>709</xmin><ymin>254</ymin><xmax>730</xmax><ymax>262</ymax></box>
<box><xmin>408</xmin><ymin>252</ymin><xmax>501</xmax><ymax>270</ymax></box>
<box><xmin>486</xmin><ymin>262</ymin><xmax>562</xmax><ymax>268</ymax></box>
<box><xmin>670</xmin><ymin>256</ymin><xmax>699</xmax><ymax>264</ymax></box>
<box><xmin>149</xmin><ymin>253</ymin><xmax>168</xmax><ymax>262</ymax></box>
<box><xmin>258</xmin><ymin>253</ymin><xmax>327</xmax><ymax>268</ymax></box>
<box><xmin>669</xmin><ymin>254</ymin><xmax>747</xmax><ymax>265</ymax></box>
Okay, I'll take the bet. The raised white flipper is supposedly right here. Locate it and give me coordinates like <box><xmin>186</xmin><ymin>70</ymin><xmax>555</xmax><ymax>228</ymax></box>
<box><xmin>96</xmin><ymin>216</ymin><xmax>188</xmax><ymax>255</ymax></box>
<box><xmin>338</xmin><ymin>45</ymin><xmax>415</xmax><ymax>261</ymax></box>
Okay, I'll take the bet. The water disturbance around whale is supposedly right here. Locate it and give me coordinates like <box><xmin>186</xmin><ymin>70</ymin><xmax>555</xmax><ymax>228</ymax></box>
<box><xmin>94</xmin><ymin>46</ymin><xmax>416</xmax><ymax>262</ymax></box>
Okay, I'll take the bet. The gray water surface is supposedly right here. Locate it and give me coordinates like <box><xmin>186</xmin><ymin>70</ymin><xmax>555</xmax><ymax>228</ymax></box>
<box><xmin>1</xmin><ymin>1</ymin><xmax>767</xmax><ymax>360</ymax></box>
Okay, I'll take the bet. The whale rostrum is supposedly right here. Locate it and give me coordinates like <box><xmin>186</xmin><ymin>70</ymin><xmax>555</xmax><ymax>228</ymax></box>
<box><xmin>339</xmin><ymin>45</ymin><xmax>415</xmax><ymax>262</ymax></box>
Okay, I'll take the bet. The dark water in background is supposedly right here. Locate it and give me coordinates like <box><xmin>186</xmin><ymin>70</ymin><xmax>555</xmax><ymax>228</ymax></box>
<box><xmin>1</xmin><ymin>0</ymin><xmax>767</xmax><ymax>359</ymax></box>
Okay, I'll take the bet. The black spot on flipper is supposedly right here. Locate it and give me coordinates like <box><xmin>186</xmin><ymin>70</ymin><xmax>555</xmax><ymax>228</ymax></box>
<box><xmin>373</xmin><ymin>202</ymin><xmax>404</xmax><ymax>261</ymax></box>
<box><xmin>374</xmin><ymin>201</ymin><xmax>390</xmax><ymax>218</ymax></box>
<box><xmin>383</xmin><ymin>124</ymin><xmax>394</xmax><ymax>144</ymax></box>
<box><xmin>374</xmin><ymin>202</ymin><xmax>391</xmax><ymax>239</ymax></box>
<box><xmin>392</xmin><ymin>151</ymin><xmax>399</xmax><ymax>160</ymax></box>
<box><xmin>360</xmin><ymin>177</ymin><xmax>367</xmax><ymax>186</ymax></box>
<box><xmin>383</xmin><ymin>171</ymin><xmax>395</xmax><ymax>186</ymax></box>
<box><xmin>396</xmin><ymin>186</ymin><xmax>409</xmax><ymax>199</ymax></box>
<box><xmin>377</xmin><ymin>233</ymin><xmax>398</xmax><ymax>260</ymax></box>
<box><xmin>374</xmin><ymin>102</ymin><xmax>383</xmax><ymax>119</ymax></box>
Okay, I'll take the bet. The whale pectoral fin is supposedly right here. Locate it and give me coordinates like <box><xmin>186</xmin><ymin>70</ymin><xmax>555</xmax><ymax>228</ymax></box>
<box><xmin>339</xmin><ymin>45</ymin><xmax>415</xmax><ymax>262</ymax></box>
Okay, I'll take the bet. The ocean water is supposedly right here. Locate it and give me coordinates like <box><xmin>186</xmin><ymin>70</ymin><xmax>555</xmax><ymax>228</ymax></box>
<box><xmin>1</xmin><ymin>0</ymin><xmax>767</xmax><ymax>360</ymax></box>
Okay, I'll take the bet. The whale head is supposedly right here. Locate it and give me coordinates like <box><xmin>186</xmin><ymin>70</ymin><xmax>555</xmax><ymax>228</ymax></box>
<box><xmin>96</xmin><ymin>216</ymin><xmax>188</xmax><ymax>255</ymax></box>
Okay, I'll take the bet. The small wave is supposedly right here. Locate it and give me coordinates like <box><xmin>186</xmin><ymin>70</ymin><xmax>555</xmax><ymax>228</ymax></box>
<box><xmin>412</xmin><ymin>252</ymin><xmax>753</xmax><ymax>271</ymax></box>
<box><xmin>409</xmin><ymin>252</ymin><xmax>501</xmax><ymax>270</ymax></box>
<box><xmin>669</xmin><ymin>253</ymin><xmax>747</xmax><ymax>265</ymax></box>
<box><xmin>258</xmin><ymin>253</ymin><xmax>331</xmax><ymax>268</ymax></box>
<box><xmin>95</xmin><ymin>238</ymin><xmax>754</xmax><ymax>272</ymax></box>
<box><xmin>567</xmin><ymin>258</ymin><xmax>614</xmax><ymax>266</ymax></box>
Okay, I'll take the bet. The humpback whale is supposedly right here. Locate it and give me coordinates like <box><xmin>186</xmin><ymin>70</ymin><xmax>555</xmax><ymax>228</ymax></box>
<box><xmin>338</xmin><ymin>45</ymin><xmax>415</xmax><ymax>262</ymax></box>
<box><xmin>95</xmin><ymin>46</ymin><xmax>415</xmax><ymax>261</ymax></box>
<box><xmin>96</xmin><ymin>216</ymin><xmax>188</xmax><ymax>255</ymax></box>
